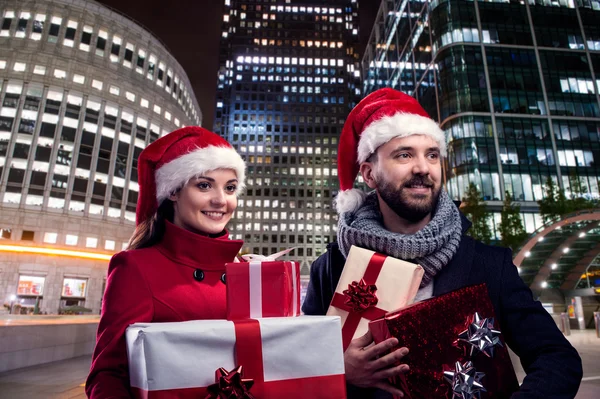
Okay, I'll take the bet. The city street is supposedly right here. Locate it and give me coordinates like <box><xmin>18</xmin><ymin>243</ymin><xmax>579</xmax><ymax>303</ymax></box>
<box><xmin>0</xmin><ymin>330</ymin><xmax>598</xmax><ymax>398</ymax></box>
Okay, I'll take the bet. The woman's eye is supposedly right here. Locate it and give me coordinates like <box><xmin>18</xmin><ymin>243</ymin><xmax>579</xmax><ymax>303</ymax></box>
<box><xmin>197</xmin><ymin>182</ymin><xmax>211</xmax><ymax>190</ymax></box>
<box><xmin>226</xmin><ymin>185</ymin><xmax>237</xmax><ymax>193</ymax></box>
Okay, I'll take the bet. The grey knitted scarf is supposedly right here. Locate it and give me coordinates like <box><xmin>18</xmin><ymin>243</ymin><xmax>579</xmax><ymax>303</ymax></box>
<box><xmin>337</xmin><ymin>190</ymin><xmax>463</xmax><ymax>287</ymax></box>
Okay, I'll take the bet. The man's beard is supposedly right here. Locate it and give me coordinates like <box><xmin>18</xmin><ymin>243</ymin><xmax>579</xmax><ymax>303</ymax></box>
<box><xmin>376</xmin><ymin>174</ymin><xmax>442</xmax><ymax>223</ymax></box>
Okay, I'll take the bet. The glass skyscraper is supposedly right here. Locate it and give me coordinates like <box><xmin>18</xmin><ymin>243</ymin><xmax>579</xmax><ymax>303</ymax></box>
<box><xmin>361</xmin><ymin>0</ymin><xmax>600</xmax><ymax>289</ymax></box>
<box><xmin>214</xmin><ymin>0</ymin><xmax>360</xmax><ymax>272</ymax></box>
<box><xmin>362</xmin><ymin>0</ymin><xmax>600</xmax><ymax>234</ymax></box>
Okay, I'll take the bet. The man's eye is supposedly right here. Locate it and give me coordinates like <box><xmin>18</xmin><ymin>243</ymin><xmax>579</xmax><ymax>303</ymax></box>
<box><xmin>396</xmin><ymin>153</ymin><xmax>409</xmax><ymax>159</ymax></box>
<box><xmin>428</xmin><ymin>153</ymin><xmax>439</xmax><ymax>159</ymax></box>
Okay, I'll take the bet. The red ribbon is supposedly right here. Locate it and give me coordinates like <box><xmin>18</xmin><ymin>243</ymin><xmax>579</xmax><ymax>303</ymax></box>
<box><xmin>342</xmin><ymin>279</ymin><xmax>379</xmax><ymax>312</ymax></box>
<box><xmin>330</xmin><ymin>253</ymin><xmax>387</xmax><ymax>350</ymax></box>
<box><xmin>204</xmin><ymin>366</ymin><xmax>255</xmax><ymax>399</ymax></box>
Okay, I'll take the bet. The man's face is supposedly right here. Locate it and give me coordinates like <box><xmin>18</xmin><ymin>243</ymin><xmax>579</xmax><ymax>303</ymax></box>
<box><xmin>366</xmin><ymin>135</ymin><xmax>443</xmax><ymax>223</ymax></box>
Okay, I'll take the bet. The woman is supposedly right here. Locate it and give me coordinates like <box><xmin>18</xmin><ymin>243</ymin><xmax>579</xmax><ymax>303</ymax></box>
<box><xmin>85</xmin><ymin>126</ymin><xmax>246</xmax><ymax>398</ymax></box>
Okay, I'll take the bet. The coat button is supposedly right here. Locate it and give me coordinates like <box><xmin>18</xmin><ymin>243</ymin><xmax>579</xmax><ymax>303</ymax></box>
<box><xmin>193</xmin><ymin>269</ymin><xmax>205</xmax><ymax>282</ymax></box>
<box><xmin>220</xmin><ymin>273</ymin><xmax>226</xmax><ymax>284</ymax></box>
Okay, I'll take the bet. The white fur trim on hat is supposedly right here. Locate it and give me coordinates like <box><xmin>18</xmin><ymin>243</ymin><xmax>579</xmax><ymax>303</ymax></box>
<box><xmin>357</xmin><ymin>113</ymin><xmax>446</xmax><ymax>163</ymax></box>
<box><xmin>155</xmin><ymin>145</ymin><xmax>246</xmax><ymax>204</ymax></box>
<box><xmin>335</xmin><ymin>188</ymin><xmax>367</xmax><ymax>214</ymax></box>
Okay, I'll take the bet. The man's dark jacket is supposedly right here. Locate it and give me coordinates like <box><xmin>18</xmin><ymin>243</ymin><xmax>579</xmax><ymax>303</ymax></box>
<box><xmin>302</xmin><ymin>216</ymin><xmax>582</xmax><ymax>399</ymax></box>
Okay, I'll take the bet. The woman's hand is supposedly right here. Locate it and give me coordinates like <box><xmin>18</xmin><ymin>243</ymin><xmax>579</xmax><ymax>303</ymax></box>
<box><xmin>344</xmin><ymin>330</ymin><xmax>410</xmax><ymax>397</ymax></box>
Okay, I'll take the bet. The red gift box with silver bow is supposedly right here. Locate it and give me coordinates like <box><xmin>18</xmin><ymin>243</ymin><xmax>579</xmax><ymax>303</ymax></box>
<box><xmin>226</xmin><ymin>248</ymin><xmax>300</xmax><ymax>320</ymax></box>
<box><xmin>326</xmin><ymin>245</ymin><xmax>424</xmax><ymax>350</ymax></box>
<box><xmin>368</xmin><ymin>284</ymin><xmax>519</xmax><ymax>399</ymax></box>
<box><xmin>126</xmin><ymin>316</ymin><xmax>346</xmax><ymax>398</ymax></box>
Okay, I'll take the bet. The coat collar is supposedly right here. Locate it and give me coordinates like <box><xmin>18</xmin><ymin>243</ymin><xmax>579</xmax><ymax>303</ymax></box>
<box><xmin>156</xmin><ymin>221</ymin><xmax>243</xmax><ymax>270</ymax></box>
<box><xmin>433</xmin><ymin>213</ymin><xmax>475</xmax><ymax>296</ymax></box>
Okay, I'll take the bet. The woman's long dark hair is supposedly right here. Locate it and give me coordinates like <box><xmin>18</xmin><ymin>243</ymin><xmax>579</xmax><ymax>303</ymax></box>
<box><xmin>128</xmin><ymin>200</ymin><xmax>175</xmax><ymax>250</ymax></box>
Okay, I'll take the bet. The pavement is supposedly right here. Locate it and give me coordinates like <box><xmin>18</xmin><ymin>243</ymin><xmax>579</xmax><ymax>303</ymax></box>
<box><xmin>0</xmin><ymin>330</ymin><xmax>598</xmax><ymax>398</ymax></box>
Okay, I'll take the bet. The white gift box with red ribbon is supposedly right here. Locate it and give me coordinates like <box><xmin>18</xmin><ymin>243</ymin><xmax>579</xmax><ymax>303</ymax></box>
<box><xmin>226</xmin><ymin>248</ymin><xmax>300</xmax><ymax>320</ymax></box>
<box><xmin>326</xmin><ymin>245</ymin><xmax>424</xmax><ymax>350</ymax></box>
<box><xmin>126</xmin><ymin>316</ymin><xmax>346</xmax><ymax>398</ymax></box>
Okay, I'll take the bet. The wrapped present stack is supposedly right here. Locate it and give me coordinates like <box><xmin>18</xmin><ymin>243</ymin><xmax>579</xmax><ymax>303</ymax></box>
<box><xmin>369</xmin><ymin>284</ymin><xmax>520</xmax><ymax>399</ymax></box>
<box><xmin>326</xmin><ymin>245</ymin><xmax>424</xmax><ymax>350</ymax></box>
<box><xmin>126</xmin><ymin>249</ymin><xmax>347</xmax><ymax>399</ymax></box>
<box><xmin>225</xmin><ymin>249</ymin><xmax>301</xmax><ymax>319</ymax></box>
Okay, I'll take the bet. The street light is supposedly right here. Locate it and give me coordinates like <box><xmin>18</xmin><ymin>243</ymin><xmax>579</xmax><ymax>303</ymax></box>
<box><xmin>9</xmin><ymin>294</ymin><xmax>16</xmax><ymax>314</ymax></box>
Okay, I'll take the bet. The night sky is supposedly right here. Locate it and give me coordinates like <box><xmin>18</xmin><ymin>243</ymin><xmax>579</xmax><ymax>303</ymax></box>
<box><xmin>96</xmin><ymin>0</ymin><xmax>381</xmax><ymax>130</ymax></box>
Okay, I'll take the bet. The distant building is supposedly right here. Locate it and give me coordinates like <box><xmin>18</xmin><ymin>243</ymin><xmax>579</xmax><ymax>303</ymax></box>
<box><xmin>214</xmin><ymin>0</ymin><xmax>361</xmax><ymax>272</ymax></box>
<box><xmin>0</xmin><ymin>0</ymin><xmax>201</xmax><ymax>314</ymax></box>
<box><xmin>361</xmin><ymin>0</ymin><xmax>600</xmax><ymax>289</ymax></box>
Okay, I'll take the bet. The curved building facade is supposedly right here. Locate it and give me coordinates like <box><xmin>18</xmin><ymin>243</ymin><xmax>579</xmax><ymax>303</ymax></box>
<box><xmin>0</xmin><ymin>0</ymin><xmax>201</xmax><ymax>314</ymax></box>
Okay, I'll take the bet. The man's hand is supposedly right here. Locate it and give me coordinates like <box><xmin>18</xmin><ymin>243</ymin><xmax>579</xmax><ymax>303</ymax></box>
<box><xmin>344</xmin><ymin>330</ymin><xmax>409</xmax><ymax>397</ymax></box>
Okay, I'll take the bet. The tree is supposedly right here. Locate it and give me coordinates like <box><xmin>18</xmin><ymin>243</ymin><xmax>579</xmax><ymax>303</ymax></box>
<box><xmin>538</xmin><ymin>176</ymin><xmax>568</xmax><ymax>224</ymax></box>
<box><xmin>499</xmin><ymin>191</ymin><xmax>528</xmax><ymax>252</ymax></box>
<box><xmin>461</xmin><ymin>183</ymin><xmax>492</xmax><ymax>244</ymax></box>
<box><xmin>568</xmin><ymin>172</ymin><xmax>595</xmax><ymax>212</ymax></box>
<box><xmin>538</xmin><ymin>175</ymin><xmax>596</xmax><ymax>224</ymax></box>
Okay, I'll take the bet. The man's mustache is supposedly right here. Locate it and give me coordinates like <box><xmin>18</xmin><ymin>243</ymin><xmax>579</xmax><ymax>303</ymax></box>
<box><xmin>403</xmin><ymin>176</ymin><xmax>434</xmax><ymax>188</ymax></box>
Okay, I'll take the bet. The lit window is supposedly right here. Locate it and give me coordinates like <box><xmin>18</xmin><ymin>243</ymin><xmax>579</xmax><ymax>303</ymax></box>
<box><xmin>63</xmin><ymin>20</ymin><xmax>77</xmax><ymax>47</ymax></box>
<box><xmin>0</xmin><ymin>10</ymin><xmax>14</xmax><ymax>37</ymax></box>
<box><xmin>110</xmin><ymin>35</ymin><xmax>122</xmax><ymax>62</ymax></box>
<box><xmin>15</xmin><ymin>11</ymin><xmax>31</xmax><ymax>38</ymax></box>
<box><xmin>165</xmin><ymin>111</ymin><xmax>172</xmax><ymax>121</ymax></box>
<box><xmin>0</xmin><ymin>60</ymin><xmax>6</xmax><ymax>69</ymax></box>
<box><xmin>43</xmin><ymin>232</ymin><xmax>58</xmax><ymax>244</ymax></box>
<box><xmin>141</xmin><ymin>98</ymin><xmax>149</xmax><ymax>108</ymax></box>
<box><xmin>47</xmin><ymin>16</ymin><xmax>61</xmax><ymax>43</ymax></box>
<box><xmin>13</xmin><ymin>62</ymin><xmax>26</xmax><ymax>72</ymax></box>
<box><xmin>148</xmin><ymin>54</ymin><xmax>156</xmax><ymax>80</ymax></box>
<box><xmin>105</xmin><ymin>240</ymin><xmax>115</xmax><ymax>250</ymax></box>
<box><xmin>48</xmin><ymin>198</ymin><xmax>64</xmax><ymax>208</ymax></box>
<box><xmin>62</xmin><ymin>278</ymin><xmax>87</xmax><ymax>297</ymax></box>
<box><xmin>109</xmin><ymin>85</ymin><xmax>120</xmax><ymax>95</ymax></box>
<box><xmin>65</xmin><ymin>234</ymin><xmax>78</xmax><ymax>246</ymax></box>
<box><xmin>80</xmin><ymin>25</ymin><xmax>93</xmax><ymax>51</ymax></box>
<box><xmin>85</xmin><ymin>237</ymin><xmax>98</xmax><ymax>248</ymax></box>
<box><xmin>33</xmin><ymin>65</ymin><xmax>46</xmax><ymax>75</ymax></box>
<box><xmin>53</xmin><ymin>69</ymin><xmax>66</xmax><ymax>79</ymax></box>
<box><xmin>96</xmin><ymin>29</ymin><xmax>107</xmax><ymax>56</ymax></box>
<box><xmin>153</xmin><ymin>104</ymin><xmax>161</xmax><ymax>114</ymax></box>
<box><xmin>125</xmin><ymin>91</ymin><xmax>135</xmax><ymax>102</ymax></box>
<box><xmin>122</xmin><ymin>242</ymin><xmax>129</xmax><ymax>251</ymax></box>
<box><xmin>30</xmin><ymin>14</ymin><xmax>45</xmax><ymax>40</ymax></box>
<box><xmin>17</xmin><ymin>275</ymin><xmax>45</xmax><ymax>295</ymax></box>
<box><xmin>73</xmin><ymin>74</ymin><xmax>85</xmax><ymax>84</ymax></box>
<box><xmin>92</xmin><ymin>79</ymin><xmax>103</xmax><ymax>91</ymax></box>
<box><xmin>123</xmin><ymin>42</ymin><xmax>134</xmax><ymax>68</ymax></box>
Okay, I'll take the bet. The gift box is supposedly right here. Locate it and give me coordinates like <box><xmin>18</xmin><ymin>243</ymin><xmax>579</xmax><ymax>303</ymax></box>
<box><xmin>326</xmin><ymin>245</ymin><xmax>424</xmax><ymax>350</ymax></box>
<box><xmin>369</xmin><ymin>284</ymin><xmax>519</xmax><ymax>399</ymax></box>
<box><xmin>126</xmin><ymin>316</ymin><xmax>346</xmax><ymax>399</ymax></box>
<box><xmin>226</xmin><ymin>249</ymin><xmax>300</xmax><ymax>320</ymax></box>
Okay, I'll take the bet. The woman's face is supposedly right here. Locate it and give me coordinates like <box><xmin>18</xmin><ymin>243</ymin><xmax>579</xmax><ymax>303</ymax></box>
<box><xmin>170</xmin><ymin>169</ymin><xmax>239</xmax><ymax>235</ymax></box>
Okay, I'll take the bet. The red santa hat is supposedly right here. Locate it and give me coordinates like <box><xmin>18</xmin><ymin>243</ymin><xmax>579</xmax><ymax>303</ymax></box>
<box><xmin>136</xmin><ymin>126</ymin><xmax>245</xmax><ymax>225</ymax></box>
<box><xmin>336</xmin><ymin>88</ymin><xmax>445</xmax><ymax>214</ymax></box>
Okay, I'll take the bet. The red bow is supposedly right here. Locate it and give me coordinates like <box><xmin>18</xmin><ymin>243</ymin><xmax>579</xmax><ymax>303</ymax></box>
<box><xmin>205</xmin><ymin>366</ymin><xmax>255</xmax><ymax>399</ymax></box>
<box><xmin>343</xmin><ymin>279</ymin><xmax>379</xmax><ymax>313</ymax></box>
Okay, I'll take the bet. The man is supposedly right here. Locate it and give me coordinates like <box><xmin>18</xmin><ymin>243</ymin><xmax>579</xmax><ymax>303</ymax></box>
<box><xmin>302</xmin><ymin>88</ymin><xmax>582</xmax><ymax>398</ymax></box>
